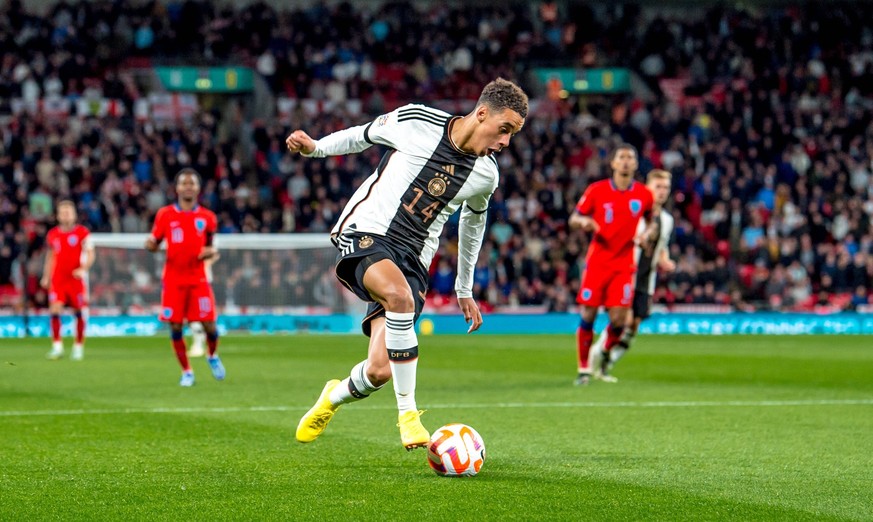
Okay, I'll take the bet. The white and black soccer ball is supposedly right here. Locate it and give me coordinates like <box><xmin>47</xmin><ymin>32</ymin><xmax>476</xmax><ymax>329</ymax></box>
<box><xmin>426</xmin><ymin>423</ymin><xmax>486</xmax><ymax>477</ymax></box>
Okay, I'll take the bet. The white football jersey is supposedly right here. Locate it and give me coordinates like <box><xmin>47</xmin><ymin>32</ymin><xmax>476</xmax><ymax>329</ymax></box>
<box><xmin>634</xmin><ymin>208</ymin><xmax>674</xmax><ymax>295</ymax></box>
<box><xmin>303</xmin><ymin>104</ymin><xmax>498</xmax><ymax>297</ymax></box>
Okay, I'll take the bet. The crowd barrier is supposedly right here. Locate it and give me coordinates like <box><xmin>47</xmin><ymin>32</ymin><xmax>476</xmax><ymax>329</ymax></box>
<box><xmin>2</xmin><ymin>312</ymin><xmax>873</xmax><ymax>338</ymax></box>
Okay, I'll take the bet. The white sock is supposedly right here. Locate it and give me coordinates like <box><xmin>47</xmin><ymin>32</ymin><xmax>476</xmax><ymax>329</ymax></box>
<box><xmin>609</xmin><ymin>346</ymin><xmax>627</xmax><ymax>367</ymax></box>
<box><xmin>587</xmin><ymin>327</ymin><xmax>608</xmax><ymax>371</ymax></box>
<box><xmin>52</xmin><ymin>341</ymin><xmax>63</xmax><ymax>352</ymax></box>
<box><xmin>385</xmin><ymin>311</ymin><xmax>418</xmax><ymax>414</ymax></box>
<box><xmin>591</xmin><ymin>327</ymin><xmax>608</xmax><ymax>354</ymax></box>
<box><xmin>329</xmin><ymin>360</ymin><xmax>382</xmax><ymax>406</ymax></box>
<box><xmin>190</xmin><ymin>322</ymin><xmax>205</xmax><ymax>349</ymax></box>
<box><xmin>608</xmin><ymin>329</ymin><xmax>634</xmax><ymax>369</ymax></box>
<box><xmin>609</xmin><ymin>329</ymin><xmax>633</xmax><ymax>363</ymax></box>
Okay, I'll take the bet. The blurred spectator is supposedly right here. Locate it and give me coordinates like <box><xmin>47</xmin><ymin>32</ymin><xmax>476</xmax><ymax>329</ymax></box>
<box><xmin>3</xmin><ymin>1</ymin><xmax>873</xmax><ymax>314</ymax></box>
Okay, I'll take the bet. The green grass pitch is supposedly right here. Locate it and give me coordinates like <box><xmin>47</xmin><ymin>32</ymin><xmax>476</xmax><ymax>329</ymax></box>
<box><xmin>2</xmin><ymin>334</ymin><xmax>872</xmax><ymax>521</ymax></box>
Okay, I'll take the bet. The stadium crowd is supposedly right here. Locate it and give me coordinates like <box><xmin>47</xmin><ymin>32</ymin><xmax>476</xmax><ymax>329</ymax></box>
<box><xmin>2</xmin><ymin>1</ymin><xmax>873</xmax><ymax>313</ymax></box>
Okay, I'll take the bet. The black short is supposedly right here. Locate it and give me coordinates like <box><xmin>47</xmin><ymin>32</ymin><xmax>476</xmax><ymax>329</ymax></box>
<box><xmin>334</xmin><ymin>232</ymin><xmax>428</xmax><ymax>337</ymax></box>
<box><xmin>632</xmin><ymin>289</ymin><xmax>653</xmax><ymax>320</ymax></box>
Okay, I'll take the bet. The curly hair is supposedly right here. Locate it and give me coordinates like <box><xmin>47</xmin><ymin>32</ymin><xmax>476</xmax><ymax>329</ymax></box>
<box><xmin>477</xmin><ymin>78</ymin><xmax>529</xmax><ymax>119</ymax></box>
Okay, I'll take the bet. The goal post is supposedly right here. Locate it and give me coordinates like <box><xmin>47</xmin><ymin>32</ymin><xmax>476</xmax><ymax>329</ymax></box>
<box><xmin>88</xmin><ymin>233</ymin><xmax>357</xmax><ymax>317</ymax></box>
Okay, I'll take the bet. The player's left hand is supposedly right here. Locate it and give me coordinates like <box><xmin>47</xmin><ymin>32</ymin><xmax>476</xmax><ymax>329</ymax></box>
<box><xmin>198</xmin><ymin>246</ymin><xmax>218</xmax><ymax>260</ymax></box>
<box><xmin>72</xmin><ymin>268</ymin><xmax>86</xmax><ymax>279</ymax></box>
<box><xmin>458</xmin><ymin>297</ymin><xmax>483</xmax><ymax>334</ymax></box>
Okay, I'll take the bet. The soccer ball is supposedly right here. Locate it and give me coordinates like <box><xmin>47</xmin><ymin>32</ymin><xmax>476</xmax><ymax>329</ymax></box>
<box><xmin>427</xmin><ymin>423</ymin><xmax>486</xmax><ymax>477</ymax></box>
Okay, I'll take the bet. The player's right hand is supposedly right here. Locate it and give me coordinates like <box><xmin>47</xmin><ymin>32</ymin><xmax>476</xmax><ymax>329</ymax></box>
<box><xmin>40</xmin><ymin>276</ymin><xmax>49</xmax><ymax>289</ymax></box>
<box><xmin>285</xmin><ymin>130</ymin><xmax>316</xmax><ymax>155</ymax></box>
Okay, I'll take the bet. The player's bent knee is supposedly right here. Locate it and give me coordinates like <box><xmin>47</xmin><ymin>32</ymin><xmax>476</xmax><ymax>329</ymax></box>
<box><xmin>381</xmin><ymin>289</ymin><xmax>415</xmax><ymax>313</ymax></box>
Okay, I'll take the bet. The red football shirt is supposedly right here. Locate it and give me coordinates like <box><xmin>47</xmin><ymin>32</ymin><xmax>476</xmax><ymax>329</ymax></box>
<box><xmin>150</xmin><ymin>204</ymin><xmax>218</xmax><ymax>284</ymax></box>
<box><xmin>46</xmin><ymin>224</ymin><xmax>91</xmax><ymax>283</ymax></box>
<box><xmin>575</xmin><ymin>179</ymin><xmax>654</xmax><ymax>271</ymax></box>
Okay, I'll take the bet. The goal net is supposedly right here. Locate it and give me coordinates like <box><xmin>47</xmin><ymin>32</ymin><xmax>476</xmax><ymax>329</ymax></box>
<box><xmin>89</xmin><ymin>233</ymin><xmax>357</xmax><ymax>316</ymax></box>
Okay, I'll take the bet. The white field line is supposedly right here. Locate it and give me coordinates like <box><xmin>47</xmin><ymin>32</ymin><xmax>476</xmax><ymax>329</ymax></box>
<box><xmin>1</xmin><ymin>399</ymin><xmax>872</xmax><ymax>417</ymax></box>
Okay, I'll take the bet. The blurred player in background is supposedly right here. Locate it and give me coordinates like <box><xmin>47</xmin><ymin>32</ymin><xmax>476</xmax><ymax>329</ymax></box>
<box><xmin>187</xmin><ymin>253</ymin><xmax>219</xmax><ymax>358</ymax></box>
<box><xmin>569</xmin><ymin>144</ymin><xmax>656</xmax><ymax>386</ymax></box>
<box><xmin>286</xmin><ymin>78</ymin><xmax>528</xmax><ymax>450</ymax></box>
<box><xmin>590</xmin><ymin>169</ymin><xmax>676</xmax><ymax>382</ymax></box>
<box><xmin>42</xmin><ymin>201</ymin><xmax>94</xmax><ymax>361</ymax></box>
<box><xmin>145</xmin><ymin>169</ymin><xmax>224</xmax><ymax>387</ymax></box>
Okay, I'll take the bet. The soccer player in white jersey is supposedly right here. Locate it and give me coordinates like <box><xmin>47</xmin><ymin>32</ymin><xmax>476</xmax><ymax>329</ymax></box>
<box><xmin>590</xmin><ymin>169</ymin><xmax>675</xmax><ymax>382</ymax></box>
<box><xmin>286</xmin><ymin>78</ymin><xmax>528</xmax><ymax>450</ymax></box>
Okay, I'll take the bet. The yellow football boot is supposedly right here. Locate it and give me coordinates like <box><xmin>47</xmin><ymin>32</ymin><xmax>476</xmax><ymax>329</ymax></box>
<box><xmin>398</xmin><ymin>410</ymin><xmax>430</xmax><ymax>450</ymax></box>
<box><xmin>295</xmin><ymin>380</ymin><xmax>341</xmax><ymax>443</ymax></box>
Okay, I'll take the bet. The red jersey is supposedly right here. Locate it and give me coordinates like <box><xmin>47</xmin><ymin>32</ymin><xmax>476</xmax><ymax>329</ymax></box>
<box><xmin>150</xmin><ymin>204</ymin><xmax>218</xmax><ymax>284</ymax></box>
<box><xmin>575</xmin><ymin>179</ymin><xmax>654</xmax><ymax>271</ymax></box>
<box><xmin>46</xmin><ymin>224</ymin><xmax>91</xmax><ymax>283</ymax></box>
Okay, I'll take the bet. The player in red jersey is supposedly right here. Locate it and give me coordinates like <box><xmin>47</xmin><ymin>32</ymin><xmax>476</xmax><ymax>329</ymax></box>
<box><xmin>145</xmin><ymin>169</ymin><xmax>224</xmax><ymax>387</ymax></box>
<box><xmin>568</xmin><ymin>144</ymin><xmax>656</xmax><ymax>385</ymax></box>
<box><xmin>42</xmin><ymin>201</ymin><xmax>94</xmax><ymax>361</ymax></box>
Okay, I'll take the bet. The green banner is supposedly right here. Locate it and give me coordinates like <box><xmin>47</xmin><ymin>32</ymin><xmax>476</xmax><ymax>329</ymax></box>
<box><xmin>155</xmin><ymin>66</ymin><xmax>254</xmax><ymax>93</ymax></box>
<box><xmin>533</xmin><ymin>68</ymin><xmax>630</xmax><ymax>94</ymax></box>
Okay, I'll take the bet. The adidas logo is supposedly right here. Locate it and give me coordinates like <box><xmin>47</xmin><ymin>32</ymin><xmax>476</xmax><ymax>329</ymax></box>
<box><xmin>441</xmin><ymin>164</ymin><xmax>455</xmax><ymax>176</ymax></box>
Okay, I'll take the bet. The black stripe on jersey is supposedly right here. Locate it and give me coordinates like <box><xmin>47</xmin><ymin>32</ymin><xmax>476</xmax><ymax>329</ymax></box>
<box><xmin>385</xmin><ymin>131</ymin><xmax>477</xmax><ymax>255</ymax></box>
<box><xmin>398</xmin><ymin>107</ymin><xmax>449</xmax><ymax>120</ymax></box>
<box><xmin>634</xmin><ymin>213</ymin><xmax>661</xmax><ymax>292</ymax></box>
<box><xmin>337</xmin><ymin>150</ymin><xmax>395</xmax><ymax>234</ymax></box>
<box><xmin>465</xmin><ymin>204</ymin><xmax>488</xmax><ymax>214</ymax></box>
<box><xmin>398</xmin><ymin>108</ymin><xmax>448</xmax><ymax>124</ymax></box>
<box><xmin>397</xmin><ymin>114</ymin><xmax>447</xmax><ymax>127</ymax></box>
<box><xmin>363</xmin><ymin>122</ymin><xmax>374</xmax><ymax>145</ymax></box>
<box><xmin>487</xmin><ymin>155</ymin><xmax>498</xmax><ymax>168</ymax></box>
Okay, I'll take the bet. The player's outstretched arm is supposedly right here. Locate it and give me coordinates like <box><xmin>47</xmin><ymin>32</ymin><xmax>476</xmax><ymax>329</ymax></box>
<box><xmin>285</xmin><ymin>130</ymin><xmax>316</xmax><ymax>155</ymax></box>
<box><xmin>285</xmin><ymin>121</ymin><xmax>374</xmax><ymax>159</ymax></box>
